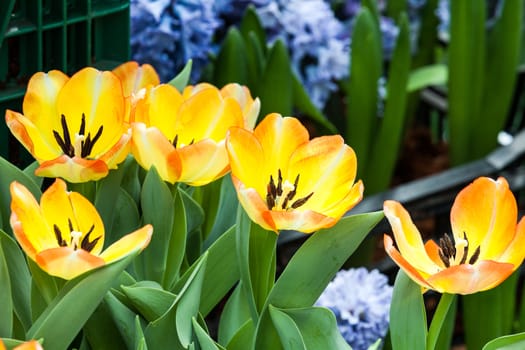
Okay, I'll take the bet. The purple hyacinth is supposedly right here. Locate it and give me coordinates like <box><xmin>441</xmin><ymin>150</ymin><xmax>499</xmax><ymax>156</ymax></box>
<box><xmin>316</xmin><ymin>268</ymin><xmax>393</xmax><ymax>350</ymax></box>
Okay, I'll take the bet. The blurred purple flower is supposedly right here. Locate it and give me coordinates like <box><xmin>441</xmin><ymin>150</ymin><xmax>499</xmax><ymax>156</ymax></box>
<box><xmin>316</xmin><ymin>268</ymin><xmax>393</xmax><ymax>350</ymax></box>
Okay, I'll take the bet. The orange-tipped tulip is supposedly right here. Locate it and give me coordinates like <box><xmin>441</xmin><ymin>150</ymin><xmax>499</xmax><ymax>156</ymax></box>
<box><xmin>226</xmin><ymin>113</ymin><xmax>364</xmax><ymax>233</ymax></box>
<box><xmin>10</xmin><ymin>179</ymin><xmax>152</xmax><ymax>280</ymax></box>
<box><xmin>131</xmin><ymin>82</ymin><xmax>258</xmax><ymax>185</ymax></box>
<box><xmin>5</xmin><ymin>68</ymin><xmax>131</xmax><ymax>183</ymax></box>
<box><xmin>0</xmin><ymin>339</ymin><xmax>43</xmax><ymax>350</ymax></box>
<box><xmin>384</xmin><ymin>177</ymin><xmax>525</xmax><ymax>294</ymax></box>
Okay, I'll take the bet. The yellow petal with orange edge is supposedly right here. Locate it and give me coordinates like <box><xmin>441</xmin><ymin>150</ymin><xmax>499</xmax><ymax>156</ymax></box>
<box><xmin>226</xmin><ymin>126</ymin><xmax>266</xmax><ymax>194</ymax></box>
<box><xmin>320</xmin><ymin>180</ymin><xmax>364</xmax><ymax>219</ymax></box>
<box><xmin>57</xmin><ymin>67</ymin><xmax>126</xmax><ymax>157</ymax></box>
<box><xmin>36</xmin><ymin>247</ymin><xmax>105</xmax><ymax>280</ymax></box>
<box><xmin>35</xmin><ymin>155</ymin><xmax>109</xmax><ymax>183</ymax></box>
<box><xmin>498</xmin><ymin>217</ymin><xmax>525</xmax><ymax>267</ymax></box>
<box><xmin>232</xmin><ymin>176</ymin><xmax>277</xmax><ymax>232</ymax></box>
<box><xmin>99</xmin><ymin>130</ymin><xmax>131</xmax><ymax>170</ymax></box>
<box><xmin>254</xmin><ymin>114</ymin><xmax>309</xmax><ymax>168</ymax></box>
<box><xmin>139</xmin><ymin>84</ymin><xmax>183</xmax><ymax>139</ymax></box>
<box><xmin>131</xmin><ymin>123</ymin><xmax>181</xmax><ymax>183</ymax></box>
<box><xmin>6</xmin><ymin>110</ymin><xmax>61</xmax><ymax>161</ymax></box>
<box><xmin>99</xmin><ymin>224</ymin><xmax>153</xmax><ymax>263</ymax></box>
<box><xmin>176</xmin><ymin>88</ymin><xmax>244</xmax><ymax>142</ymax></box>
<box><xmin>182</xmin><ymin>83</ymin><xmax>215</xmax><ymax>99</ymax></box>
<box><xmin>220</xmin><ymin>84</ymin><xmax>260</xmax><ymax>129</ymax></box>
<box><xmin>384</xmin><ymin>234</ymin><xmax>434</xmax><ymax>291</ymax></box>
<box><xmin>424</xmin><ymin>239</ymin><xmax>447</xmax><ymax>269</ymax></box>
<box><xmin>383</xmin><ymin>200</ymin><xmax>438</xmax><ymax>273</ymax></box>
<box><xmin>112</xmin><ymin>61</ymin><xmax>159</xmax><ymax>97</ymax></box>
<box><xmin>22</xmin><ymin>70</ymin><xmax>69</xmax><ymax>135</ymax></box>
<box><xmin>175</xmin><ymin>140</ymin><xmax>230</xmax><ymax>186</ymax></box>
<box><xmin>10</xmin><ymin>182</ymin><xmax>56</xmax><ymax>260</ymax></box>
<box><xmin>14</xmin><ymin>340</ymin><xmax>44</xmax><ymax>350</ymax></box>
<box><xmin>268</xmin><ymin>209</ymin><xmax>338</xmax><ymax>233</ymax></box>
<box><xmin>450</xmin><ymin>177</ymin><xmax>517</xmax><ymax>261</ymax></box>
<box><xmin>288</xmin><ymin>135</ymin><xmax>358</xmax><ymax>213</ymax></box>
<box><xmin>426</xmin><ymin>260</ymin><xmax>515</xmax><ymax>294</ymax></box>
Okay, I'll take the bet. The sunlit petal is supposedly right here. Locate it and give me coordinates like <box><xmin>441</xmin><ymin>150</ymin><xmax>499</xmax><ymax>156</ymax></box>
<box><xmin>112</xmin><ymin>61</ymin><xmax>160</xmax><ymax>96</ymax></box>
<box><xmin>99</xmin><ymin>224</ymin><xmax>153</xmax><ymax>263</ymax></box>
<box><xmin>36</xmin><ymin>247</ymin><xmax>105</xmax><ymax>280</ymax></box>
<box><xmin>35</xmin><ymin>155</ymin><xmax>109</xmax><ymax>183</ymax></box>
<box><xmin>176</xmin><ymin>140</ymin><xmax>230</xmax><ymax>186</ymax></box>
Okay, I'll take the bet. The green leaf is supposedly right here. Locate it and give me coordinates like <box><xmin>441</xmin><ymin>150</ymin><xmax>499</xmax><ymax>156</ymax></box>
<box><xmin>448</xmin><ymin>0</ymin><xmax>486</xmax><ymax>165</ymax></box>
<box><xmin>426</xmin><ymin>293</ymin><xmax>456</xmax><ymax>350</ymax></box>
<box><xmin>386</xmin><ymin>0</ymin><xmax>407</xmax><ymax>20</ymax></box>
<box><xmin>214</xmin><ymin>28</ymin><xmax>247</xmax><ymax>86</ymax></box>
<box><xmin>192</xmin><ymin>317</ymin><xmax>225</xmax><ymax>350</ymax></box>
<box><xmin>407</xmin><ymin>64</ymin><xmax>447</xmax><ymax>92</ymax></box>
<box><xmin>110</xmin><ymin>188</ymin><xmax>141</xmax><ymax>241</ymax></box>
<box><xmin>239</xmin><ymin>5</ymin><xmax>266</xmax><ymax>47</ymax></box>
<box><xmin>203</xmin><ymin>177</ymin><xmax>238</xmax><ymax>249</ymax></box>
<box><xmin>346</xmin><ymin>8</ymin><xmax>383</xmax><ymax>174</ymax></box>
<box><xmin>218</xmin><ymin>283</ymin><xmax>252</xmax><ymax>346</ymax></box>
<box><xmin>121</xmin><ymin>281</ymin><xmax>176</xmax><ymax>322</ymax></box>
<box><xmin>0</xmin><ymin>235</ymin><xmax>13</xmax><ymax>337</ymax></box>
<box><xmin>135</xmin><ymin>315</ymin><xmax>148</xmax><ymax>350</ymax></box>
<box><xmin>168</xmin><ymin>59</ymin><xmax>193</xmax><ymax>92</ymax></box>
<box><xmin>104</xmin><ymin>292</ymin><xmax>144</xmax><ymax>349</ymax></box>
<box><xmin>366</xmin><ymin>13</ymin><xmax>411</xmax><ymax>194</ymax></box>
<box><xmin>269</xmin><ymin>305</ymin><xmax>351</xmax><ymax>350</ymax></box>
<box><xmin>137</xmin><ymin>167</ymin><xmax>175</xmax><ymax>283</ymax></box>
<box><xmin>0</xmin><ymin>230</ymin><xmax>31</xmax><ymax>333</ymax></box>
<box><xmin>258</xmin><ymin>40</ymin><xmax>293</xmax><ymax>118</ymax></box>
<box><xmin>22</xmin><ymin>161</ymin><xmax>43</xmax><ymax>189</ymax></box>
<box><xmin>0</xmin><ymin>156</ymin><xmax>41</xmax><ymax>235</ymax></box>
<box><xmin>225</xmin><ymin>320</ymin><xmax>255</xmax><ymax>350</ymax></box>
<box><xmin>27</xmin><ymin>259</ymin><xmax>60</xmax><ymax>306</ymax></box>
<box><xmin>83</xmin><ymin>301</ymin><xmax>128</xmax><ymax>350</ymax></box>
<box><xmin>244</xmin><ymin>30</ymin><xmax>266</xmax><ymax>94</ymax></box>
<box><xmin>389</xmin><ymin>270</ymin><xmax>427</xmax><ymax>350</ymax></box>
<box><xmin>482</xmin><ymin>332</ymin><xmax>525</xmax><ymax>350</ymax></box>
<box><xmin>27</xmin><ymin>252</ymin><xmax>141</xmax><ymax>350</ymax></box>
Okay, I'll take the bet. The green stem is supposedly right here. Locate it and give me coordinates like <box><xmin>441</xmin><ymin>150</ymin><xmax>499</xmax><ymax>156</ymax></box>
<box><xmin>426</xmin><ymin>293</ymin><xmax>457</xmax><ymax>350</ymax></box>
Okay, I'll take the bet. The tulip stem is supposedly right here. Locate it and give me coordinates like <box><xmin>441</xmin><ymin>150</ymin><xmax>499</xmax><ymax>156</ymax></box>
<box><xmin>426</xmin><ymin>293</ymin><xmax>457</xmax><ymax>350</ymax></box>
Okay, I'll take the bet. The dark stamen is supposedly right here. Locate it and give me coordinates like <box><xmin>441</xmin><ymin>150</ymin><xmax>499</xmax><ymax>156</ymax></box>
<box><xmin>469</xmin><ymin>246</ymin><xmax>481</xmax><ymax>265</ymax></box>
<box><xmin>438</xmin><ymin>233</ymin><xmax>455</xmax><ymax>267</ymax></box>
<box><xmin>291</xmin><ymin>192</ymin><xmax>314</xmax><ymax>209</ymax></box>
<box><xmin>53</xmin><ymin>224</ymin><xmax>67</xmax><ymax>247</ymax></box>
<box><xmin>60</xmin><ymin>114</ymin><xmax>72</xmax><ymax>152</ymax></box>
<box><xmin>80</xmin><ymin>225</ymin><xmax>100</xmax><ymax>252</ymax></box>
<box><xmin>79</xmin><ymin>113</ymin><xmax>86</xmax><ymax>135</ymax></box>
<box><xmin>276</xmin><ymin>169</ymin><xmax>283</xmax><ymax>196</ymax></box>
<box><xmin>68</xmin><ymin>218</ymin><xmax>74</xmax><ymax>233</ymax></box>
<box><xmin>172</xmin><ymin>134</ymin><xmax>179</xmax><ymax>148</ymax></box>
<box><xmin>459</xmin><ymin>232</ymin><xmax>469</xmax><ymax>265</ymax></box>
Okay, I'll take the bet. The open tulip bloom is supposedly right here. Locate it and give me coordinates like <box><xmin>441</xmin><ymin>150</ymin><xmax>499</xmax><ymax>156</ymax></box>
<box><xmin>226</xmin><ymin>113</ymin><xmax>364</xmax><ymax>233</ymax></box>
<box><xmin>384</xmin><ymin>176</ymin><xmax>525</xmax><ymax>295</ymax></box>
<box><xmin>5</xmin><ymin>67</ymin><xmax>131</xmax><ymax>183</ymax></box>
<box><xmin>10</xmin><ymin>179</ymin><xmax>152</xmax><ymax>280</ymax></box>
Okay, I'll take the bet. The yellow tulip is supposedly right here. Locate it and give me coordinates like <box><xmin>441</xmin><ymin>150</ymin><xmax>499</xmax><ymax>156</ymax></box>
<box><xmin>131</xmin><ymin>82</ymin><xmax>257</xmax><ymax>185</ymax></box>
<box><xmin>0</xmin><ymin>339</ymin><xmax>43</xmax><ymax>350</ymax></box>
<box><xmin>112</xmin><ymin>61</ymin><xmax>160</xmax><ymax>98</ymax></box>
<box><xmin>226</xmin><ymin>113</ymin><xmax>364</xmax><ymax>233</ymax></box>
<box><xmin>10</xmin><ymin>179</ymin><xmax>152</xmax><ymax>280</ymax></box>
<box><xmin>5</xmin><ymin>68</ymin><xmax>131</xmax><ymax>183</ymax></box>
<box><xmin>383</xmin><ymin>176</ymin><xmax>525</xmax><ymax>294</ymax></box>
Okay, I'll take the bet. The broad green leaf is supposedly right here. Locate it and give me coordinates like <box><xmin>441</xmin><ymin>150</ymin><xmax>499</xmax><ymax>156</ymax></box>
<box><xmin>214</xmin><ymin>28</ymin><xmax>247</xmax><ymax>86</ymax></box>
<box><xmin>269</xmin><ymin>305</ymin><xmax>351</xmax><ymax>350</ymax></box>
<box><xmin>389</xmin><ymin>270</ymin><xmax>427</xmax><ymax>350</ymax></box>
<box><xmin>22</xmin><ymin>161</ymin><xmax>42</xmax><ymax>188</ymax></box>
<box><xmin>407</xmin><ymin>64</ymin><xmax>448</xmax><ymax>92</ymax></box>
<box><xmin>386</xmin><ymin>0</ymin><xmax>407</xmax><ymax>19</ymax></box>
<box><xmin>27</xmin><ymin>252</ymin><xmax>140</xmax><ymax>350</ymax></box>
<box><xmin>110</xmin><ymin>188</ymin><xmax>141</xmax><ymax>240</ymax></box>
<box><xmin>239</xmin><ymin>5</ymin><xmax>266</xmax><ymax>47</ymax></box>
<box><xmin>366</xmin><ymin>13</ymin><xmax>411</xmax><ymax>194</ymax></box>
<box><xmin>448</xmin><ymin>0</ymin><xmax>486</xmax><ymax>165</ymax></box>
<box><xmin>291</xmin><ymin>72</ymin><xmax>337</xmax><ymax>134</ymax></box>
<box><xmin>346</xmin><ymin>8</ymin><xmax>382</xmax><ymax>174</ymax></box>
<box><xmin>193</xmin><ymin>178</ymin><xmax>222</xmax><ymax>242</ymax></box>
<box><xmin>225</xmin><ymin>320</ymin><xmax>255</xmax><ymax>350</ymax></box>
<box><xmin>137</xmin><ymin>167</ymin><xmax>175</xmax><ymax>283</ymax></box>
<box><xmin>245</xmin><ymin>31</ymin><xmax>266</xmax><ymax>94</ymax></box>
<box><xmin>432</xmin><ymin>294</ymin><xmax>457</xmax><ymax>350</ymax></box>
<box><xmin>168</xmin><ymin>59</ymin><xmax>193</xmax><ymax>92</ymax></box>
<box><xmin>203</xmin><ymin>177</ymin><xmax>238</xmax><ymax>249</ymax></box>
<box><xmin>463</xmin><ymin>272</ymin><xmax>519</xmax><ymax>350</ymax></box>
<box><xmin>192</xmin><ymin>317</ymin><xmax>225</xmax><ymax>350</ymax></box>
<box><xmin>27</xmin><ymin>259</ymin><xmax>60</xmax><ymax>306</ymax></box>
<box><xmin>104</xmin><ymin>292</ymin><xmax>143</xmax><ymax>349</ymax></box>
<box><xmin>482</xmin><ymin>332</ymin><xmax>525</xmax><ymax>350</ymax></box>
<box><xmin>0</xmin><ymin>230</ymin><xmax>31</xmax><ymax>333</ymax></box>
<box><xmin>218</xmin><ymin>283</ymin><xmax>252</xmax><ymax>345</ymax></box>
<box><xmin>0</xmin><ymin>156</ymin><xmax>41</xmax><ymax>235</ymax></box>
<box><xmin>0</xmin><ymin>237</ymin><xmax>13</xmax><ymax>337</ymax></box>
<box><xmin>135</xmin><ymin>315</ymin><xmax>148</xmax><ymax>350</ymax></box>
<box><xmin>258</xmin><ymin>40</ymin><xmax>293</xmax><ymax>118</ymax></box>
<box><xmin>411</xmin><ymin>0</ymin><xmax>439</xmax><ymax>68</ymax></box>
<box><xmin>121</xmin><ymin>282</ymin><xmax>176</xmax><ymax>322</ymax></box>
<box><xmin>83</xmin><ymin>300</ymin><xmax>128</xmax><ymax>350</ymax></box>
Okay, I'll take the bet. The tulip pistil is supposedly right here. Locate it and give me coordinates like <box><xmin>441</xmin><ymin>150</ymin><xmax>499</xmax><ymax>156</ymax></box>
<box><xmin>438</xmin><ymin>232</ymin><xmax>480</xmax><ymax>268</ymax></box>
<box><xmin>53</xmin><ymin>114</ymin><xmax>103</xmax><ymax>158</ymax></box>
<box><xmin>266</xmin><ymin>169</ymin><xmax>313</xmax><ymax>211</ymax></box>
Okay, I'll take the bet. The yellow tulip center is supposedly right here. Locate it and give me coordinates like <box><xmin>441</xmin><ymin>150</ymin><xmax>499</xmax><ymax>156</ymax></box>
<box><xmin>265</xmin><ymin>169</ymin><xmax>314</xmax><ymax>211</ymax></box>
<box><xmin>438</xmin><ymin>232</ymin><xmax>480</xmax><ymax>268</ymax></box>
<box><xmin>53</xmin><ymin>218</ymin><xmax>101</xmax><ymax>252</ymax></box>
<box><xmin>53</xmin><ymin>114</ymin><xmax>103</xmax><ymax>158</ymax></box>
<box><xmin>172</xmin><ymin>134</ymin><xmax>195</xmax><ymax>148</ymax></box>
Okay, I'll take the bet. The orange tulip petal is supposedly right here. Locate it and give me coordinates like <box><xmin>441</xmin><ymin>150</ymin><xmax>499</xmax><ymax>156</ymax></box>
<box><xmin>232</xmin><ymin>176</ymin><xmax>277</xmax><ymax>232</ymax></box>
<box><xmin>498</xmin><ymin>217</ymin><xmax>525</xmax><ymax>267</ymax></box>
<box><xmin>424</xmin><ymin>239</ymin><xmax>447</xmax><ymax>269</ymax></box>
<box><xmin>131</xmin><ymin>123</ymin><xmax>181</xmax><ymax>183</ymax></box>
<box><xmin>14</xmin><ymin>340</ymin><xmax>44</xmax><ymax>350</ymax></box>
<box><xmin>10</xmin><ymin>182</ymin><xmax>55</xmax><ymax>260</ymax></box>
<box><xmin>383</xmin><ymin>200</ymin><xmax>437</xmax><ymax>272</ymax></box>
<box><xmin>426</xmin><ymin>260</ymin><xmax>515</xmax><ymax>294</ymax></box>
<box><xmin>35</xmin><ymin>155</ymin><xmax>109</xmax><ymax>183</ymax></box>
<box><xmin>112</xmin><ymin>61</ymin><xmax>160</xmax><ymax>96</ymax></box>
<box><xmin>36</xmin><ymin>247</ymin><xmax>105</xmax><ymax>280</ymax></box>
<box><xmin>451</xmin><ymin>177</ymin><xmax>517</xmax><ymax>260</ymax></box>
<box><xmin>268</xmin><ymin>209</ymin><xmax>338</xmax><ymax>233</ymax></box>
<box><xmin>384</xmin><ymin>234</ymin><xmax>434</xmax><ymax>291</ymax></box>
<box><xmin>176</xmin><ymin>140</ymin><xmax>230</xmax><ymax>186</ymax></box>
<box><xmin>99</xmin><ymin>224</ymin><xmax>153</xmax><ymax>263</ymax></box>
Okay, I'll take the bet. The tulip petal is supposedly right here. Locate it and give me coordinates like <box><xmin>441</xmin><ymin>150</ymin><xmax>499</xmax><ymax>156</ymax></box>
<box><xmin>57</xmin><ymin>67</ymin><xmax>127</xmax><ymax>158</ymax></box>
<box><xmin>36</xmin><ymin>247</ymin><xmax>105</xmax><ymax>280</ymax></box>
<box><xmin>10</xmin><ymin>182</ymin><xmax>55</xmax><ymax>260</ymax></box>
<box><xmin>137</xmin><ymin>84</ymin><xmax>183</xmax><ymax>139</ymax></box>
<box><xmin>98</xmin><ymin>130</ymin><xmax>132</xmax><ymax>170</ymax></box>
<box><xmin>35</xmin><ymin>155</ymin><xmax>109</xmax><ymax>183</ymax></box>
<box><xmin>268</xmin><ymin>209</ymin><xmax>338</xmax><ymax>233</ymax></box>
<box><xmin>383</xmin><ymin>200</ymin><xmax>438</xmax><ymax>273</ymax></box>
<box><xmin>384</xmin><ymin>234</ymin><xmax>434</xmax><ymax>290</ymax></box>
<box><xmin>232</xmin><ymin>176</ymin><xmax>277</xmax><ymax>231</ymax></box>
<box><xmin>427</xmin><ymin>260</ymin><xmax>515</xmax><ymax>294</ymax></box>
<box><xmin>112</xmin><ymin>61</ymin><xmax>160</xmax><ymax>96</ymax></box>
<box><xmin>176</xmin><ymin>140</ymin><xmax>230</xmax><ymax>186</ymax></box>
<box><xmin>451</xmin><ymin>177</ymin><xmax>517</xmax><ymax>261</ymax></box>
<box><xmin>220</xmin><ymin>84</ymin><xmax>260</xmax><ymax>129</ymax></box>
<box><xmin>131</xmin><ymin>123</ymin><xmax>181</xmax><ymax>183</ymax></box>
<box><xmin>99</xmin><ymin>224</ymin><xmax>153</xmax><ymax>263</ymax></box>
<box><xmin>498</xmin><ymin>216</ymin><xmax>525</xmax><ymax>267</ymax></box>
